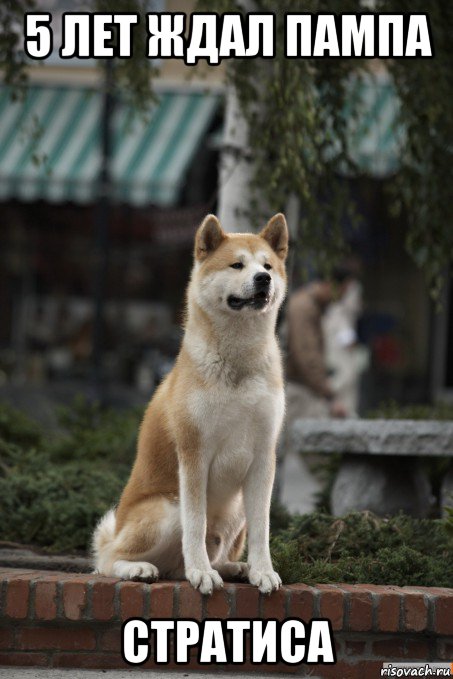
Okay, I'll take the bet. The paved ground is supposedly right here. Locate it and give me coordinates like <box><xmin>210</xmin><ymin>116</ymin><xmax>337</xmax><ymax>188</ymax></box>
<box><xmin>0</xmin><ymin>670</ymin><xmax>301</xmax><ymax>678</ymax></box>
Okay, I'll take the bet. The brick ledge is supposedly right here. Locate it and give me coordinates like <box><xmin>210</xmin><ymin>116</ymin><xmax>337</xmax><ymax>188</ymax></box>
<box><xmin>1</xmin><ymin>568</ymin><xmax>452</xmax><ymax>676</ymax></box>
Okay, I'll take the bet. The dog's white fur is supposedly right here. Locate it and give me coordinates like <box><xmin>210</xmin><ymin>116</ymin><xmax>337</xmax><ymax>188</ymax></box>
<box><xmin>93</xmin><ymin>213</ymin><xmax>288</xmax><ymax>594</ymax></box>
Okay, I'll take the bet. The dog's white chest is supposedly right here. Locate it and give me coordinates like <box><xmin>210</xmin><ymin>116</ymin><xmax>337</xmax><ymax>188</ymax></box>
<box><xmin>189</xmin><ymin>375</ymin><xmax>279</xmax><ymax>440</ymax></box>
<box><xmin>188</xmin><ymin>377</ymin><xmax>284</xmax><ymax>503</ymax></box>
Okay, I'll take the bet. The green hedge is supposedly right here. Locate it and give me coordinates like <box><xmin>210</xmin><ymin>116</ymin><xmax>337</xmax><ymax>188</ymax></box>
<box><xmin>0</xmin><ymin>399</ymin><xmax>140</xmax><ymax>552</ymax></box>
<box><xmin>0</xmin><ymin>401</ymin><xmax>452</xmax><ymax>587</ymax></box>
<box><xmin>367</xmin><ymin>400</ymin><xmax>453</xmax><ymax>421</ymax></box>
<box><xmin>269</xmin><ymin>506</ymin><xmax>453</xmax><ymax>587</ymax></box>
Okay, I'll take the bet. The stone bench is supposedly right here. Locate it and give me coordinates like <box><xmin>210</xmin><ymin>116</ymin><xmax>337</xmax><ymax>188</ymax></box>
<box><xmin>291</xmin><ymin>419</ymin><xmax>453</xmax><ymax>517</ymax></box>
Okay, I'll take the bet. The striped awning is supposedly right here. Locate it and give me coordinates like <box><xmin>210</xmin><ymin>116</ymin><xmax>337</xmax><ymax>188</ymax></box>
<box><xmin>0</xmin><ymin>85</ymin><xmax>220</xmax><ymax>206</ymax></box>
<box><xmin>345</xmin><ymin>72</ymin><xmax>404</xmax><ymax>177</ymax></box>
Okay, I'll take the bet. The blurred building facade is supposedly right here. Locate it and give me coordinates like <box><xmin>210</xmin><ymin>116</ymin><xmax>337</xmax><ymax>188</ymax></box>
<box><xmin>0</xmin><ymin>0</ymin><xmax>225</xmax><ymax>397</ymax></box>
<box><xmin>0</xmin><ymin>3</ymin><xmax>451</xmax><ymax>408</ymax></box>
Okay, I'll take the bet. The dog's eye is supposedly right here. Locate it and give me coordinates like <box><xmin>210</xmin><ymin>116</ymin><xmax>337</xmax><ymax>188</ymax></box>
<box><xmin>230</xmin><ymin>262</ymin><xmax>244</xmax><ymax>270</ymax></box>
<box><xmin>264</xmin><ymin>263</ymin><xmax>272</xmax><ymax>271</ymax></box>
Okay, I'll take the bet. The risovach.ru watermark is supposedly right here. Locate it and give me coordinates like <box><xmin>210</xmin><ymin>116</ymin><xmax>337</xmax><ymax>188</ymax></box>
<box><xmin>381</xmin><ymin>662</ymin><xmax>453</xmax><ymax>677</ymax></box>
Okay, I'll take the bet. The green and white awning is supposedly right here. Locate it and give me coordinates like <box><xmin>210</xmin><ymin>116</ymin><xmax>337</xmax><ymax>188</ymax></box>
<box><xmin>346</xmin><ymin>72</ymin><xmax>404</xmax><ymax>177</ymax></box>
<box><xmin>0</xmin><ymin>74</ymin><xmax>402</xmax><ymax>206</ymax></box>
<box><xmin>0</xmin><ymin>85</ymin><xmax>220</xmax><ymax>206</ymax></box>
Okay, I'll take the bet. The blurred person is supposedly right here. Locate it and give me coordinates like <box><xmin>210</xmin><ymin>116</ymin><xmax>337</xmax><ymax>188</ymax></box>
<box><xmin>285</xmin><ymin>269</ymin><xmax>353</xmax><ymax>423</ymax></box>
<box><xmin>323</xmin><ymin>279</ymin><xmax>369</xmax><ymax>417</ymax></box>
<box><xmin>275</xmin><ymin>269</ymin><xmax>353</xmax><ymax>509</ymax></box>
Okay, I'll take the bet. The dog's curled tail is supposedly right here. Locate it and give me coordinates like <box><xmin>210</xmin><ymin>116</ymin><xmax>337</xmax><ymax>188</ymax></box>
<box><xmin>91</xmin><ymin>508</ymin><xmax>116</xmax><ymax>574</ymax></box>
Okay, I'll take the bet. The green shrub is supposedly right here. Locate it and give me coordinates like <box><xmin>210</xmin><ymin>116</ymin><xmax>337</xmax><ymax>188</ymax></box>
<box><xmin>0</xmin><ymin>402</ymin><xmax>43</xmax><ymax>448</ymax></box>
<box><xmin>0</xmin><ymin>399</ymin><xmax>140</xmax><ymax>552</ymax></box>
<box><xmin>0</xmin><ymin>441</ymin><xmax>125</xmax><ymax>552</ymax></box>
<box><xmin>367</xmin><ymin>400</ymin><xmax>453</xmax><ymax>421</ymax></box>
<box><xmin>1</xmin><ymin>401</ymin><xmax>452</xmax><ymax>587</ymax></box>
<box><xmin>49</xmin><ymin>396</ymin><xmax>140</xmax><ymax>465</ymax></box>
<box><xmin>270</xmin><ymin>511</ymin><xmax>453</xmax><ymax>587</ymax></box>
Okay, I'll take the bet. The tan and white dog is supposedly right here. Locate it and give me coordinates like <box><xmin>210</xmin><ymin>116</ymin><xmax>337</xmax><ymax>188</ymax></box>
<box><xmin>93</xmin><ymin>213</ymin><xmax>288</xmax><ymax>595</ymax></box>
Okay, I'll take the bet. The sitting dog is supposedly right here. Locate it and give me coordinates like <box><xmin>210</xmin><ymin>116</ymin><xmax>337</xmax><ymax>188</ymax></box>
<box><xmin>93</xmin><ymin>213</ymin><xmax>288</xmax><ymax>594</ymax></box>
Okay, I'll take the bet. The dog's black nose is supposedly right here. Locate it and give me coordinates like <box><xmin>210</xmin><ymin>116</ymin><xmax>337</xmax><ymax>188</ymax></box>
<box><xmin>254</xmin><ymin>272</ymin><xmax>271</xmax><ymax>288</ymax></box>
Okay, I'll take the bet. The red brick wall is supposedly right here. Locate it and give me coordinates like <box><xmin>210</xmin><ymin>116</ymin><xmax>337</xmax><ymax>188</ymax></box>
<box><xmin>0</xmin><ymin>568</ymin><xmax>452</xmax><ymax>676</ymax></box>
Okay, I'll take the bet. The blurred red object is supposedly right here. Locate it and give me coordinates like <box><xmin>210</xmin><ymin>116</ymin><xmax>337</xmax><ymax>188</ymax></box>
<box><xmin>372</xmin><ymin>334</ymin><xmax>404</xmax><ymax>369</ymax></box>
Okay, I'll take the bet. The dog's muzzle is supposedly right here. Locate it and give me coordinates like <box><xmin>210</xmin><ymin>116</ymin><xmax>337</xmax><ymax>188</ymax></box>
<box><xmin>227</xmin><ymin>273</ymin><xmax>272</xmax><ymax>310</ymax></box>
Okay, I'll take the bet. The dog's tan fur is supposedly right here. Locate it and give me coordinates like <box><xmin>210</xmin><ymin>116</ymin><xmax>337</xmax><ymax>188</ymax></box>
<box><xmin>93</xmin><ymin>213</ymin><xmax>288</xmax><ymax>594</ymax></box>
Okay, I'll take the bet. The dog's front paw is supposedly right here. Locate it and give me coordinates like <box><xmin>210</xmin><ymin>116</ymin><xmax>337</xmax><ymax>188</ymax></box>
<box><xmin>186</xmin><ymin>568</ymin><xmax>223</xmax><ymax>595</ymax></box>
<box><xmin>248</xmin><ymin>567</ymin><xmax>282</xmax><ymax>594</ymax></box>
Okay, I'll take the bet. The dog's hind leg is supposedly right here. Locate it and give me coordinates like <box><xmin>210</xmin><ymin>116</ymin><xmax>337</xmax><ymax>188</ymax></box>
<box><xmin>216</xmin><ymin>525</ymin><xmax>249</xmax><ymax>580</ymax></box>
<box><xmin>209</xmin><ymin>521</ymin><xmax>249</xmax><ymax>581</ymax></box>
<box><xmin>93</xmin><ymin>496</ymin><xmax>182</xmax><ymax>581</ymax></box>
<box><xmin>228</xmin><ymin>524</ymin><xmax>247</xmax><ymax>562</ymax></box>
<box><xmin>112</xmin><ymin>559</ymin><xmax>159</xmax><ymax>582</ymax></box>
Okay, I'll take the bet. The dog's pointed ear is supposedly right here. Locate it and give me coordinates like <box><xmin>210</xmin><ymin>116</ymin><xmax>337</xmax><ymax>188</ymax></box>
<box><xmin>259</xmin><ymin>213</ymin><xmax>289</xmax><ymax>260</ymax></box>
<box><xmin>195</xmin><ymin>214</ymin><xmax>226</xmax><ymax>261</ymax></box>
